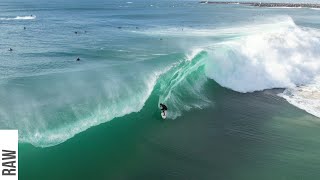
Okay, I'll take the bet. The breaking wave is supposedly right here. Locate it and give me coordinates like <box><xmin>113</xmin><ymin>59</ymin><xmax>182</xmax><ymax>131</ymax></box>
<box><xmin>13</xmin><ymin>51</ymin><xmax>209</xmax><ymax>147</ymax></box>
<box><xmin>205</xmin><ymin>16</ymin><xmax>320</xmax><ymax>118</ymax></box>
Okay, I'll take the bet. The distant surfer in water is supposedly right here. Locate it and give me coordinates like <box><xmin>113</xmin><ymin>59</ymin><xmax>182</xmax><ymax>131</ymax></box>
<box><xmin>8</xmin><ymin>48</ymin><xmax>13</xmax><ymax>51</ymax></box>
<box><xmin>76</xmin><ymin>57</ymin><xmax>80</xmax><ymax>61</ymax></box>
<box><xmin>160</xmin><ymin>103</ymin><xmax>167</xmax><ymax>117</ymax></box>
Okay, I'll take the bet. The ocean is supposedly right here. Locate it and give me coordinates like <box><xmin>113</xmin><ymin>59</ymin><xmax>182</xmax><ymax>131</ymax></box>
<box><xmin>1</xmin><ymin>0</ymin><xmax>320</xmax><ymax>179</ymax></box>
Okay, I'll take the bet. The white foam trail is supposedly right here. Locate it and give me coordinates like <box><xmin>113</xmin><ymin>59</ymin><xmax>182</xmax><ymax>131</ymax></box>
<box><xmin>152</xmin><ymin>53</ymin><xmax>168</xmax><ymax>56</ymax></box>
<box><xmin>280</xmin><ymin>77</ymin><xmax>320</xmax><ymax>118</ymax></box>
<box><xmin>14</xmin><ymin>15</ymin><xmax>36</xmax><ymax>20</ymax></box>
<box><xmin>0</xmin><ymin>15</ymin><xmax>36</xmax><ymax>21</ymax></box>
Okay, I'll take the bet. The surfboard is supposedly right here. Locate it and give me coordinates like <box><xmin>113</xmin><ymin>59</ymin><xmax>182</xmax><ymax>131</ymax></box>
<box><xmin>161</xmin><ymin>111</ymin><xmax>167</xmax><ymax>119</ymax></box>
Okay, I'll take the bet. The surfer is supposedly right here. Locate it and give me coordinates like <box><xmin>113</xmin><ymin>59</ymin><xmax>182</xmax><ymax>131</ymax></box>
<box><xmin>159</xmin><ymin>103</ymin><xmax>167</xmax><ymax>117</ymax></box>
<box><xmin>76</xmin><ymin>57</ymin><xmax>80</xmax><ymax>61</ymax></box>
<box><xmin>8</xmin><ymin>48</ymin><xmax>13</xmax><ymax>52</ymax></box>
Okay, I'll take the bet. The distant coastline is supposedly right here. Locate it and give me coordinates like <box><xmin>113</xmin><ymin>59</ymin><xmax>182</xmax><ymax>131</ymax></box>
<box><xmin>199</xmin><ymin>1</ymin><xmax>320</xmax><ymax>8</ymax></box>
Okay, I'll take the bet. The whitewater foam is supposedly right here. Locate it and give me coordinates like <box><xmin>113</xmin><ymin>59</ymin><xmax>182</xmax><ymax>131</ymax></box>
<box><xmin>204</xmin><ymin>16</ymin><xmax>320</xmax><ymax>118</ymax></box>
<box><xmin>0</xmin><ymin>15</ymin><xmax>36</xmax><ymax>21</ymax></box>
<box><xmin>205</xmin><ymin>17</ymin><xmax>320</xmax><ymax>92</ymax></box>
<box><xmin>280</xmin><ymin>77</ymin><xmax>320</xmax><ymax>118</ymax></box>
<box><xmin>15</xmin><ymin>15</ymin><xmax>36</xmax><ymax>20</ymax></box>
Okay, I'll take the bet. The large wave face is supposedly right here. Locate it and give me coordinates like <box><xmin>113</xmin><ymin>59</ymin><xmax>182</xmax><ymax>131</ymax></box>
<box><xmin>0</xmin><ymin>66</ymin><xmax>162</xmax><ymax>147</ymax></box>
<box><xmin>158</xmin><ymin>50</ymin><xmax>210</xmax><ymax>119</ymax></box>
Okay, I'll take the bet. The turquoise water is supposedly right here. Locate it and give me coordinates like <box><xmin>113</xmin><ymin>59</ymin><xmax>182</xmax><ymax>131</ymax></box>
<box><xmin>1</xmin><ymin>0</ymin><xmax>320</xmax><ymax>179</ymax></box>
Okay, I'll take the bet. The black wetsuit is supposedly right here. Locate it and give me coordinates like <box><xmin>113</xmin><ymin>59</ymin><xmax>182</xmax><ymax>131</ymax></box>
<box><xmin>160</xmin><ymin>103</ymin><xmax>167</xmax><ymax>111</ymax></box>
<box><xmin>160</xmin><ymin>103</ymin><xmax>167</xmax><ymax>117</ymax></box>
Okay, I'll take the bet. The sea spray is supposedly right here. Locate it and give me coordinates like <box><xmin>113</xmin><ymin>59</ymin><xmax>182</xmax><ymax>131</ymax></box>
<box><xmin>17</xmin><ymin>70</ymin><xmax>161</xmax><ymax>147</ymax></box>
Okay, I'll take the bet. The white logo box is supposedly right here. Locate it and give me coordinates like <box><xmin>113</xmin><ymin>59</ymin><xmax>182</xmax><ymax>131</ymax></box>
<box><xmin>0</xmin><ymin>130</ymin><xmax>18</xmax><ymax>180</ymax></box>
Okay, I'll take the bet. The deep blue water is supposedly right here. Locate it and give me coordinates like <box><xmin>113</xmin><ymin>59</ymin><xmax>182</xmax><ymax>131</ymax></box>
<box><xmin>1</xmin><ymin>1</ymin><xmax>320</xmax><ymax>179</ymax></box>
